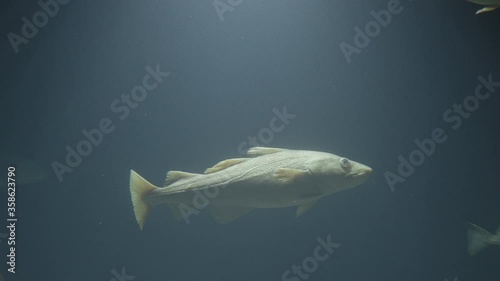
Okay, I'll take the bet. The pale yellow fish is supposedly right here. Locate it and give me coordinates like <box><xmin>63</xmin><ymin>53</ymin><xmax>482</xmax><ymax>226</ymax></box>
<box><xmin>466</xmin><ymin>0</ymin><xmax>500</xmax><ymax>14</ymax></box>
<box><xmin>466</xmin><ymin>222</ymin><xmax>500</xmax><ymax>255</ymax></box>
<box><xmin>129</xmin><ymin>147</ymin><xmax>372</xmax><ymax>230</ymax></box>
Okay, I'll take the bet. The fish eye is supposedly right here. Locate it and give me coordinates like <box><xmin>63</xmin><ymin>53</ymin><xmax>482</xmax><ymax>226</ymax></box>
<box><xmin>340</xmin><ymin>158</ymin><xmax>351</xmax><ymax>169</ymax></box>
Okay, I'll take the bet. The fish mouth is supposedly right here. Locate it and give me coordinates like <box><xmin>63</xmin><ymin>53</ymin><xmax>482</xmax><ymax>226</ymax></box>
<box><xmin>348</xmin><ymin>167</ymin><xmax>372</xmax><ymax>178</ymax></box>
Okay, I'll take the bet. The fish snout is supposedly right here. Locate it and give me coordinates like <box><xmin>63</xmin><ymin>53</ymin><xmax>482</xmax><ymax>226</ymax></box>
<box><xmin>363</xmin><ymin>166</ymin><xmax>373</xmax><ymax>175</ymax></box>
<box><xmin>349</xmin><ymin>165</ymin><xmax>372</xmax><ymax>178</ymax></box>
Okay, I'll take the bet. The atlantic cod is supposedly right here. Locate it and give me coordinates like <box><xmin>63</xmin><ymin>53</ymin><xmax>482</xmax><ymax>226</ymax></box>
<box><xmin>466</xmin><ymin>222</ymin><xmax>500</xmax><ymax>255</ymax></box>
<box><xmin>466</xmin><ymin>0</ymin><xmax>500</xmax><ymax>14</ymax></box>
<box><xmin>129</xmin><ymin>146</ymin><xmax>372</xmax><ymax>230</ymax></box>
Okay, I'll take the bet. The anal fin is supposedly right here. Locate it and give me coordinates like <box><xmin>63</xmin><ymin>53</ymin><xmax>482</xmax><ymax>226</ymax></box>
<box><xmin>208</xmin><ymin>205</ymin><xmax>253</xmax><ymax>224</ymax></box>
<box><xmin>166</xmin><ymin>202</ymin><xmax>186</xmax><ymax>221</ymax></box>
<box><xmin>296</xmin><ymin>200</ymin><xmax>318</xmax><ymax>217</ymax></box>
<box><xmin>166</xmin><ymin>202</ymin><xmax>201</xmax><ymax>222</ymax></box>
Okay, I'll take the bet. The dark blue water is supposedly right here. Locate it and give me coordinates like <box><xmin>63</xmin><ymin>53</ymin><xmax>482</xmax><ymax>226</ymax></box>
<box><xmin>1</xmin><ymin>0</ymin><xmax>500</xmax><ymax>280</ymax></box>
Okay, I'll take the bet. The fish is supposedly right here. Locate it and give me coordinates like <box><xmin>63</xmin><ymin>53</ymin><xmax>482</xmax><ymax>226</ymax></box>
<box><xmin>129</xmin><ymin>146</ymin><xmax>372</xmax><ymax>230</ymax></box>
<box><xmin>3</xmin><ymin>154</ymin><xmax>48</xmax><ymax>186</ymax></box>
<box><xmin>466</xmin><ymin>0</ymin><xmax>500</xmax><ymax>14</ymax></box>
<box><xmin>466</xmin><ymin>222</ymin><xmax>500</xmax><ymax>255</ymax></box>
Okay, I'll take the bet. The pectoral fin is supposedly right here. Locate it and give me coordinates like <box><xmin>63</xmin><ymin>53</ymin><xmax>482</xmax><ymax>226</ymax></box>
<box><xmin>204</xmin><ymin>158</ymin><xmax>248</xmax><ymax>174</ymax></box>
<box><xmin>247</xmin><ymin>147</ymin><xmax>289</xmax><ymax>156</ymax></box>
<box><xmin>164</xmin><ymin>171</ymin><xmax>199</xmax><ymax>186</ymax></box>
<box><xmin>273</xmin><ymin>168</ymin><xmax>310</xmax><ymax>184</ymax></box>
<box><xmin>208</xmin><ymin>205</ymin><xmax>253</xmax><ymax>224</ymax></box>
<box><xmin>296</xmin><ymin>200</ymin><xmax>318</xmax><ymax>217</ymax></box>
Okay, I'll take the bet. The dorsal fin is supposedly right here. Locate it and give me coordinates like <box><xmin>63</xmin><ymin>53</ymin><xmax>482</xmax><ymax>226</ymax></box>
<box><xmin>204</xmin><ymin>158</ymin><xmax>248</xmax><ymax>174</ymax></box>
<box><xmin>164</xmin><ymin>171</ymin><xmax>198</xmax><ymax>186</ymax></box>
<box><xmin>247</xmin><ymin>147</ymin><xmax>289</xmax><ymax>157</ymax></box>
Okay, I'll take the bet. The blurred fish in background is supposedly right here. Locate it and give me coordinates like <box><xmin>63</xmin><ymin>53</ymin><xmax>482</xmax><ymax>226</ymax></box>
<box><xmin>466</xmin><ymin>0</ymin><xmax>500</xmax><ymax>14</ymax></box>
<box><xmin>3</xmin><ymin>154</ymin><xmax>48</xmax><ymax>186</ymax></box>
<box><xmin>466</xmin><ymin>222</ymin><xmax>500</xmax><ymax>255</ymax></box>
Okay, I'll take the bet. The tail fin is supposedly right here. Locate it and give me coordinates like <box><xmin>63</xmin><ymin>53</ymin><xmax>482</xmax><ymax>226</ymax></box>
<box><xmin>130</xmin><ymin>170</ymin><xmax>157</xmax><ymax>230</ymax></box>
<box><xmin>466</xmin><ymin>222</ymin><xmax>492</xmax><ymax>255</ymax></box>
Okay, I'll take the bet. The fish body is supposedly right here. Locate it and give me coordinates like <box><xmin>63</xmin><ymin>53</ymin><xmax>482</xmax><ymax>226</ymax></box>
<box><xmin>466</xmin><ymin>0</ymin><xmax>500</xmax><ymax>14</ymax></box>
<box><xmin>466</xmin><ymin>222</ymin><xmax>500</xmax><ymax>255</ymax></box>
<box><xmin>129</xmin><ymin>147</ymin><xmax>372</xmax><ymax>229</ymax></box>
